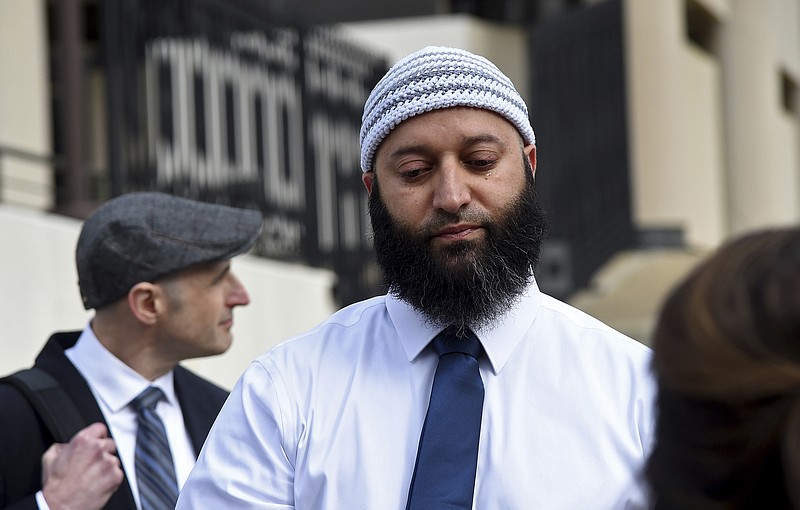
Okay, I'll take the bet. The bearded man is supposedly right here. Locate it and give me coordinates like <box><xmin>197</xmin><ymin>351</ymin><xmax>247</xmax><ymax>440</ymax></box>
<box><xmin>177</xmin><ymin>46</ymin><xmax>655</xmax><ymax>510</ymax></box>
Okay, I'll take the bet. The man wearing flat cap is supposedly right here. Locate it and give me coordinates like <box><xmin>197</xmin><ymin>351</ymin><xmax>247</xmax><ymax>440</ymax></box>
<box><xmin>178</xmin><ymin>46</ymin><xmax>655</xmax><ymax>509</ymax></box>
<box><xmin>0</xmin><ymin>192</ymin><xmax>262</xmax><ymax>510</ymax></box>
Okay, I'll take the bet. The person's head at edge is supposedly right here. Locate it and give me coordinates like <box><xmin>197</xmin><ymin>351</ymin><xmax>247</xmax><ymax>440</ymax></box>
<box><xmin>75</xmin><ymin>191</ymin><xmax>263</xmax><ymax>381</ymax></box>
<box><xmin>359</xmin><ymin>46</ymin><xmax>549</xmax><ymax>335</ymax></box>
<box><xmin>646</xmin><ymin>227</ymin><xmax>800</xmax><ymax>508</ymax></box>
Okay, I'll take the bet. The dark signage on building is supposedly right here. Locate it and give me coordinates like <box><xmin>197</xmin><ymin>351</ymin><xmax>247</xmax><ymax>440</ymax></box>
<box><xmin>103</xmin><ymin>0</ymin><xmax>388</xmax><ymax>305</ymax></box>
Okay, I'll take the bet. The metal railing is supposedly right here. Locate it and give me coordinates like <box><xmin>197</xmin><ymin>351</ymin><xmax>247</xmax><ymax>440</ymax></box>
<box><xmin>0</xmin><ymin>144</ymin><xmax>59</xmax><ymax>208</ymax></box>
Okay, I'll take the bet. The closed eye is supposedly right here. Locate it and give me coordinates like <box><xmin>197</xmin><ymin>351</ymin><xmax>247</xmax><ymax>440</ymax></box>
<box><xmin>399</xmin><ymin>166</ymin><xmax>432</xmax><ymax>181</ymax></box>
<box><xmin>468</xmin><ymin>159</ymin><xmax>496</xmax><ymax>167</ymax></box>
<box><xmin>464</xmin><ymin>158</ymin><xmax>498</xmax><ymax>172</ymax></box>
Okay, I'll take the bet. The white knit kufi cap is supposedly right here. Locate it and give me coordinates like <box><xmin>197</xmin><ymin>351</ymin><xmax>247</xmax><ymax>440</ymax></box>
<box><xmin>359</xmin><ymin>45</ymin><xmax>536</xmax><ymax>173</ymax></box>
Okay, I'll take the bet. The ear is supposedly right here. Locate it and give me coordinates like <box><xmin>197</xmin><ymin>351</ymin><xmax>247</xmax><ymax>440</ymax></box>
<box><xmin>127</xmin><ymin>282</ymin><xmax>160</xmax><ymax>325</ymax></box>
<box><xmin>362</xmin><ymin>171</ymin><xmax>375</xmax><ymax>195</ymax></box>
<box><xmin>524</xmin><ymin>144</ymin><xmax>537</xmax><ymax>180</ymax></box>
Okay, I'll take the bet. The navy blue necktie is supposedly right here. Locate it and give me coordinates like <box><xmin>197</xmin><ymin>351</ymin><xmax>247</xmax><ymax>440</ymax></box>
<box><xmin>131</xmin><ymin>386</ymin><xmax>179</xmax><ymax>510</ymax></box>
<box><xmin>406</xmin><ymin>329</ymin><xmax>485</xmax><ymax>510</ymax></box>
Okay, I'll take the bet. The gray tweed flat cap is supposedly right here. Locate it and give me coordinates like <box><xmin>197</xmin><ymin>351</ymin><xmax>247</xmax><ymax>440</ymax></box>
<box><xmin>76</xmin><ymin>192</ymin><xmax>263</xmax><ymax>310</ymax></box>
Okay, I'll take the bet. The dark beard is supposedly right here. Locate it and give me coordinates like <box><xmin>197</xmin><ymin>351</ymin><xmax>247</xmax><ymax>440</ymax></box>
<box><xmin>368</xmin><ymin>157</ymin><xmax>549</xmax><ymax>332</ymax></box>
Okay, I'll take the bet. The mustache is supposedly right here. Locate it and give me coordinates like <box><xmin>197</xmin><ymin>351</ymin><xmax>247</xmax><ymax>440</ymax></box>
<box><xmin>419</xmin><ymin>209</ymin><xmax>491</xmax><ymax>236</ymax></box>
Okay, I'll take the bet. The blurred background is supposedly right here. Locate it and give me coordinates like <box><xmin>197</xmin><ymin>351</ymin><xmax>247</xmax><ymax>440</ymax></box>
<box><xmin>1</xmin><ymin>0</ymin><xmax>798</xmax><ymax>389</ymax></box>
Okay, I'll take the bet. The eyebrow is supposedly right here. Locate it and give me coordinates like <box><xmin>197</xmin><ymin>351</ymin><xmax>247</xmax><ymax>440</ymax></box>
<box><xmin>462</xmin><ymin>134</ymin><xmax>506</xmax><ymax>147</ymax></box>
<box><xmin>386</xmin><ymin>134</ymin><xmax>508</xmax><ymax>161</ymax></box>
<box><xmin>209</xmin><ymin>263</ymin><xmax>231</xmax><ymax>285</ymax></box>
<box><xmin>386</xmin><ymin>144</ymin><xmax>429</xmax><ymax>161</ymax></box>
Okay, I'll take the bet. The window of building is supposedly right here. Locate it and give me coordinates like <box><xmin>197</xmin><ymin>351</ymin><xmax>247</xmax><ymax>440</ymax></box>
<box><xmin>685</xmin><ymin>0</ymin><xmax>719</xmax><ymax>55</ymax></box>
<box><xmin>781</xmin><ymin>70</ymin><xmax>798</xmax><ymax>116</ymax></box>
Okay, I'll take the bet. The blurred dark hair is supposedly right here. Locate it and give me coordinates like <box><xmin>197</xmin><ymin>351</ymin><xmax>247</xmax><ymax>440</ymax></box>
<box><xmin>647</xmin><ymin>227</ymin><xmax>800</xmax><ymax>509</ymax></box>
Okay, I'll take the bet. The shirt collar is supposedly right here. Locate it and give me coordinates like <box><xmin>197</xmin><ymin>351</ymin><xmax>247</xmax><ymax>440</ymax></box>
<box><xmin>387</xmin><ymin>279</ymin><xmax>542</xmax><ymax>375</ymax></box>
<box><xmin>65</xmin><ymin>322</ymin><xmax>178</xmax><ymax>412</ymax></box>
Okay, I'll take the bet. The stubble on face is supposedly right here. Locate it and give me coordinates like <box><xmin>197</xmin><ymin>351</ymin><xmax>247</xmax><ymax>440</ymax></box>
<box><xmin>368</xmin><ymin>155</ymin><xmax>548</xmax><ymax>333</ymax></box>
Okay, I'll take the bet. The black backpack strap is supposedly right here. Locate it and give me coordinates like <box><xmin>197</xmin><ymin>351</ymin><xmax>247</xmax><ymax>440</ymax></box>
<box><xmin>1</xmin><ymin>367</ymin><xmax>87</xmax><ymax>443</ymax></box>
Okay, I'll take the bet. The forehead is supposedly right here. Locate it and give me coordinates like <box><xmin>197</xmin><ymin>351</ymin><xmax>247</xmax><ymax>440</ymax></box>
<box><xmin>375</xmin><ymin>107</ymin><xmax>522</xmax><ymax>159</ymax></box>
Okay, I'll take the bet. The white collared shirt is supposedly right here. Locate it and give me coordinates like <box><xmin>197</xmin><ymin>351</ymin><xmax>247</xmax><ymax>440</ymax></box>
<box><xmin>37</xmin><ymin>325</ymin><xmax>196</xmax><ymax>510</ymax></box>
<box><xmin>177</xmin><ymin>281</ymin><xmax>655</xmax><ymax>509</ymax></box>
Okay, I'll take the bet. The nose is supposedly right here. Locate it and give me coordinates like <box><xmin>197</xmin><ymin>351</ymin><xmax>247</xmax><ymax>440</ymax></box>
<box><xmin>226</xmin><ymin>273</ymin><xmax>251</xmax><ymax>307</ymax></box>
<box><xmin>431</xmin><ymin>159</ymin><xmax>471</xmax><ymax>214</ymax></box>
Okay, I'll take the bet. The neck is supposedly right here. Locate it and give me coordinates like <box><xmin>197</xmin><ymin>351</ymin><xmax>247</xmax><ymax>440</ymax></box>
<box><xmin>91</xmin><ymin>310</ymin><xmax>175</xmax><ymax>381</ymax></box>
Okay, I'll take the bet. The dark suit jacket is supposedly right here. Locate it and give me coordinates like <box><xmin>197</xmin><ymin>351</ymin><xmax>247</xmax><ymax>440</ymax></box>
<box><xmin>0</xmin><ymin>331</ymin><xmax>229</xmax><ymax>509</ymax></box>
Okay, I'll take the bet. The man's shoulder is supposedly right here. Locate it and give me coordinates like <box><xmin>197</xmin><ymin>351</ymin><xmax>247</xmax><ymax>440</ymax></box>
<box><xmin>0</xmin><ymin>369</ymin><xmax>59</xmax><ymax>506</ymax></box>
<box><xmin>0</xmin><ymin>371</ymin><xmax>40</xmax><ymax>413</ymax></box>
<box><xmin>0</xmin><ymin>330</ymin><xmax>81</xmax><ymax>404</ymax></box>
<box><xmin>174</xmin><ymin>365</ymin><xmax>228</xmax><ymax>399</ymax></box>
<box><xmin>326</xmin><ymin>294</ymin><xmax>389</xmax><ymax>326</ymax></box>
<box><xmin>283</xmin><ymin>294</ymin><xmax>388</xmax><ymax>343</ymax></box>
<box><xmin>256</xmin><ymin>295</ymin><xmax>390</xmax><ymax>364</ymax></box>
<box><xmin>172</xmin><ymin>366</ymin><xmax>229</xmax><ymax>427</ymax></box>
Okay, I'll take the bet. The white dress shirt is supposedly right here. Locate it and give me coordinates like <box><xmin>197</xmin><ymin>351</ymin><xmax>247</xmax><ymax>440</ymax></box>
<box><xmin>36</xmin><ymin>324</ymin><xmax>197</xmax><ymax>510</ymax></box>
<box><xmin>177</xmin><ymin>281</ymin><xmax>655</xmax><ymax>509</ymax></box>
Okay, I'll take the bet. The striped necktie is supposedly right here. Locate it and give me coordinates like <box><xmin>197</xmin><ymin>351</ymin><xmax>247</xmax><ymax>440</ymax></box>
<box><xmin>131</xmin><ymin>386</ymin><xmax>179</xmax><ymax>510</ymax></box>
<box><xmin>406</xmin><ymin>328</ymin><xmax>485</xmax><ymax>509</ymax></box>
